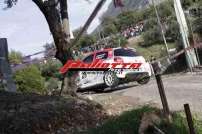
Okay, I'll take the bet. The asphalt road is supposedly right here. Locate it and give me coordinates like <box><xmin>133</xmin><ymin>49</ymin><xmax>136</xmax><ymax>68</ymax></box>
<box><xmin>115</xmin><ymin>73</ymin><xmax>202</xmax><ymax>113</ymax></box>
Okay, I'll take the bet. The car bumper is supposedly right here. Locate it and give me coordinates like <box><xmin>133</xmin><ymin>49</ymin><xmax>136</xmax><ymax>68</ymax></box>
<box><xmin>116</xmin><ymin>63</ymin><xmax>152</xmax><ymax>78</ymax></box>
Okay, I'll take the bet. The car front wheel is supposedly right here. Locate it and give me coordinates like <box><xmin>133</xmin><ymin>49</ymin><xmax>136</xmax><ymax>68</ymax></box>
<box><xmin>104</xmin><ymin>71</ymin><xmax>119</xmax><ymax>87</ymax></box>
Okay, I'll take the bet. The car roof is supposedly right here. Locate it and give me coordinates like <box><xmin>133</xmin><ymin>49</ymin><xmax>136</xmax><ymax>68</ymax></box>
<box><xmin>90</xmin><ymin>47</ymin><xmax>136</xmax><ymax>54</ymax></box>
<box><xmin>82</xmin><ymin>47</ymin><xmax>137</xmax><ymax>60</ymax></box>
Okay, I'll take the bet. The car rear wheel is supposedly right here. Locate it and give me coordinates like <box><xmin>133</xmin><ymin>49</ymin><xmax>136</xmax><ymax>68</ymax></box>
<box><xmin>137</xmin><ymin>77</ymin><xmax>150</xmax><ymax>85</ymax></box>
<box><xmin>104</xmin><ymin>71</ymin><xmax>119</xmax><ymax>87</ymax></box>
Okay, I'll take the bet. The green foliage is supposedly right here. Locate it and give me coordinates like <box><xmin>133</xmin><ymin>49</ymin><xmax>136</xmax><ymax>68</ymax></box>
<box><xmin>9</xmin><ymin>50</ymin><xmax>23</xmax><ymax>64</ymax></box>
<box><xmin>141</xmin><ymin>1</ymin><xmax>179</xmax><ymax>46</ymax></box>
<box><xmin>181</xmin><ymin>0</ymin><xmax>193</xmax><ymax>9</ymax></box>
<box><xmin>99</xmin><ymin>1</ymin><xmax>178</xmax><ymax>47</ymax></box>
<box><xmin>159</xmin><ymin>113</ymin><xmax>202</xmax><ymax>134</ymax></box>
<box><xmin>109</xmin><ymin>35</ymin><xmax>128</xmax><ymax>48</ymax></box>
<box><xmin>143</xmin><ymin>18</ymin><xmax>157</xmax><ymax>30</ymax></box>
<box><xmin>40</xmin><ymin>59</ymin><xmax>62</xmax><ymax>80</ymax></box>
<box><xmin>76</xmin><ymin>34</ymin><xmax>96</xmax><ymax>48</ymax></box>
<box><xmin>141</xmin><ymin>6</ymin><xmax>156</xmax><ymax>20</ymax></box>
<box><xmin>87</xmin><ymin>106</ymin><xmax>156</xmax><ymax>134</ymax></box>
<box><xmin>192</xmin><ymin>17</ymin><xmax>202</xmax><ymax>36</ymax></box>
<box><xmin>116</xmin><ymin>11</ymin><xmax>142</xmax><ymax>30</ymax></box>
<box><xmin>194</xmin><ymin>118</ymin><xmax>202</xmax><ymax>133</ymax></box>
<box><xmin>157</xmin><ymin>1</ymin><xmax>173</xmax><ymax>18</ymax></box>
<box><xmin>158</xmin><ymin>113</ymin><xmax>189</xmax><ymax>134</ymax></box>
<box><xmin>14</xmin><ymin>65</ymin><xmax>45</xmax><ymax>94</ymax></box>
<box><xmin>142</xmin><ymin>27</ymin><xmax>163</xmax><ymax>46</ymax></box>
<box><xmin>86</xmin><ymin>106</ymin><xmax>202</xmax><ymax>134</ymax></box>
<box><xmin>166</xmin><ymin>17</ymin><xmax>180</xmax><ymax>42</ymax></box>
<box><xmin>103</xmin><ymin>23</ymin><xmax>118</xmax><ymax>37</ymax></box>
<box><xmin>101</xmin><ymin>10</ymin><xmax>146</xmax><ymax>35</ymax></box>
<box><xmin>131</xmin><ymin>42</ymin><xmax>176</xmax><ymax>60</ymax></box>
<box><xmin>45</xmin><ymin>78</ymin><xmax>59</xmax><ymax>93</ymax></box>
<box><xmin>101</xmin><ymin>17</ymin><xmax>118</xmax><ymax>37</ymax></box>
<box><xmin>116</xmin><ymin>11</ymin><xmax>136</xmax><ymax>29</ymax></box>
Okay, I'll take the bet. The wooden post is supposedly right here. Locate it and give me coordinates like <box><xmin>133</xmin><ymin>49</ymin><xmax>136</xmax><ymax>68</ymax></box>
<box><xmin>151</xmin><ymin>61</ymin><xmax>171</xmax><ymax>121</ymax></box>
<box><xmin>0</xmin><ymin>38</ymin><xmax>16</xmax><ymax>92</ymax></box>
<box><xmin>155</xmin><ymin>74</ymin><xmax>170</xmax><ymax>117</ymax></box>
<box><xmin>184</xmin><ymin>104</ymin><xmax>196</xmax><ymax>134</ymax></box>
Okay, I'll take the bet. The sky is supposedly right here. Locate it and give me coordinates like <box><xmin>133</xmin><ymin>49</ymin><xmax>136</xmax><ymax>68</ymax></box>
<box><xmin>0</xmin><ymin>0</ymin><xmax>111</xmax><ymax>55</ymax></box>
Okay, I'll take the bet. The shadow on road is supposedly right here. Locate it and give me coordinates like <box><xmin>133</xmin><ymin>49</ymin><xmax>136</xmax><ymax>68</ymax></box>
<box><xmin>104</xmin><ymin>84</ymin><xmax>138</xmax><ymax>93</ymax></box>
<box><xmin>78</xmin><ymin>83</ymin><xmax>138</xmax><ymax>95</ymax></box>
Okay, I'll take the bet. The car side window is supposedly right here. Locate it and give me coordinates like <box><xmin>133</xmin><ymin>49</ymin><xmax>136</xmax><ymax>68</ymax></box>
<box><xmin>95</xmin><ymin>52</ymin><xmax>108</xmax><ymax>60</ymax></box>
<box><xmin>114</xmin><ymin>48</ymin><xmax>139</xmax><ymax>57</ymax></box>
<box><xmin>83</xmin><ymin>54</ymin><xmax>94</xmax><ymax>63</ymax></box>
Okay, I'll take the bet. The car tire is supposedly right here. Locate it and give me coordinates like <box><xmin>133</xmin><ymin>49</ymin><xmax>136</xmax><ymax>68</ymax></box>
<box><xmin>137</xmin><ymin>77</ymin><xmax>150</xmax><ymax>85</ymax></box>
<box><xmin>103</xmin><ymin>71</ymin><xmax>119</xmax><ymax>87</ymax></box>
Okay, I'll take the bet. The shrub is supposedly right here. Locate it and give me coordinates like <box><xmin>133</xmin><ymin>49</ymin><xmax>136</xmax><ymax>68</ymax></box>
<box><xmin>40</xmin><ymin>59</ymin><xmax>62</xmax><ymax>80</ymax></box>
<box><xmin>45</xmin><ymin>78</ymin><xmax>59</xmax><ymax>94</ymax></box>
<box><xmin>14</xmin><ymin>65</ymin><xmax>45</xmax><ymax>94</ymax></box>
<box><xmin>142</xmin><ymin>27</ymin><xmax>163</xmax><ymax>46</ymax></box>
<box><xmin>8</xmin><ymin>50</ymin><xmax>23</xmax><ymax>64</ymax></box>
<box><xmin>192</xmin><ymin>17</ymin><xmax>202</xmax><ymax>36</ymax></box>
<box><xmin>109</xmin><ymin>35</ymin><xmax>128</xmax><ymax>48</ymax></box>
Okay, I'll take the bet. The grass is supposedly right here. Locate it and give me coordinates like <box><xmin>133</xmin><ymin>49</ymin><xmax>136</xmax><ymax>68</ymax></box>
<box><xmin>128</xmin><ymin>36</ymin><xmax>176</xmax><ymax>60</ymax></box>
<box><xmin>158</xmin><ymin>113</ymin><xmax>189</xmax><ymax>134</ymax></box>
<box><xmin>134</xmin><ymin>43</ymin><xmax>176</xmax><ymax>60</ymax></box>
<box><xmin>86</xmin><ymin>106</ymin><xmax>156</xmax><ymax>134</ymax></box>
<box><xmin>84</xmin><ymin>106</ymin><xmax>202</xmax><ymax>134</ymax></box>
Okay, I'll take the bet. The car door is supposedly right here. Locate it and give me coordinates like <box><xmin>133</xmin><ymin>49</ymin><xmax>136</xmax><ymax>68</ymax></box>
<box><xmin>94</xmin><ymin>51</ymin><xmax>109</xmax><ymax>84</ymax></box>
<box><xmin>78</xmin><ymin>54</ymin><xmax>97</xmax><ymax>88</ymax></box>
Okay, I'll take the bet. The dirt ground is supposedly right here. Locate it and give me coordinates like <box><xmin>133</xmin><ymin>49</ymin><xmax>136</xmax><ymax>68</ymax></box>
<box><xmin>81</xmin><ymin>73</ymin><xmax>202</xmax><ymax>117</ymax></box>
<box><xmin>0</xmin><ymin>91</ymin><xmax>107</xmax><ymax>134</ymax></box>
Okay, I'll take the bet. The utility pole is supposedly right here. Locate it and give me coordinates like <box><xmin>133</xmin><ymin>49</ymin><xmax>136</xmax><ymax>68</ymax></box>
<box><xmin>174</xmin><ymin>0</ymin><xmax>199</xmax><ymax>71</ymax></box>
<box><xmin>0</xmin><ymin>38</ymin><xmax>16</xmax><ymax>92</ymax></box>
<box><xmin>71</xmin><ymin>0</ymin><xmax>107</xmax><ymax>49</ymax></box>
<box><xmin>186</xmin><ymin>11</ymin><xmax>201</xmax><ymax>66</ymax></box>
<box><xmin>151</xmin><ymin>0</ymin><xmax>170</xmax><ymax>58</ymax></box>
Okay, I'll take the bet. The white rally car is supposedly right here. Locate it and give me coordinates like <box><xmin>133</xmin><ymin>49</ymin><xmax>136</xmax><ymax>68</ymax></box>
<box><xmin>76</xmin><ymin>47</ymin><xmax>152</xmax><ymax>91</ymax></box>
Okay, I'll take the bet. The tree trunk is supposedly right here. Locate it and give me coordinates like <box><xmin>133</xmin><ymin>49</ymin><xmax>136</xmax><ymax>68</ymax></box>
<box><xmin>32</xmin><ymin>0</ymin><xmax>77</xmax><ymax>96</ymax></box>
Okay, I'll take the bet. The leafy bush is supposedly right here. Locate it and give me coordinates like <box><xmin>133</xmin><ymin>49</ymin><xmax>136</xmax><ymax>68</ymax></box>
<box><xmin>116</xmin><ymin>11</ymin><xmax>137</xmax><ymax>29</ymax></box>
<box><xmin>40</xmin><ymin>59</ymin><xmax>62</xmax><ymax>80</ymax></box>
<box><xmin>142</xmin><ymin>27</ymin><xmax>163</xmax><ymax>46</ymax></box>
<box><xmin>165</xmin><ymin>17</ymin><xmax>180</xmax><ymax>42</ymax></box>
<box><xmin>8</xmin><ymin>50</ymin><xmax>23</xmax><ymax>64</ymax></box>
<box><xmin>158</xmin><ymin>113</ymin><xmax>189</xmax><ymax>134</ymax></box>
<box><xmin>192</xmin><ymin>17</ymin><xmax>202</xmax><ymax>36</ymax></box>
<box><xmin>14</xmin><ymin>65</ymin><xmax>45</xmax><ymax>94</ymax></box>
<box><xmin>103</xmin><ymin>23</ymin><xmax>118</xmax><ymax>37</ymax></box>
<box><xmin>157</xmin><ymin>1</ymin><xmax>173</xmax><ymax>18</ymax></box>
<box><xmin>109</xmin><ymin>35</ymin><xmax>128</xmax><ymax>48</ymax></box>
<box><xmin>76</xmin><ymin>34</ymin><xmax>96</xmax><ymax>48</ymax></box>
<box><xmin>181</xmin><ymin>0</ymin><xmax>193</xmax><ymax>9</ymax></box>
<box><xmin>143</xmin><ymin>18</ymin><xmax>158</xmax><ymax>30</ymax></box>
<box><xmin>45</xmin><ymin>78</ymin><xmax>59</xmax><ymax>94</ymax></box>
